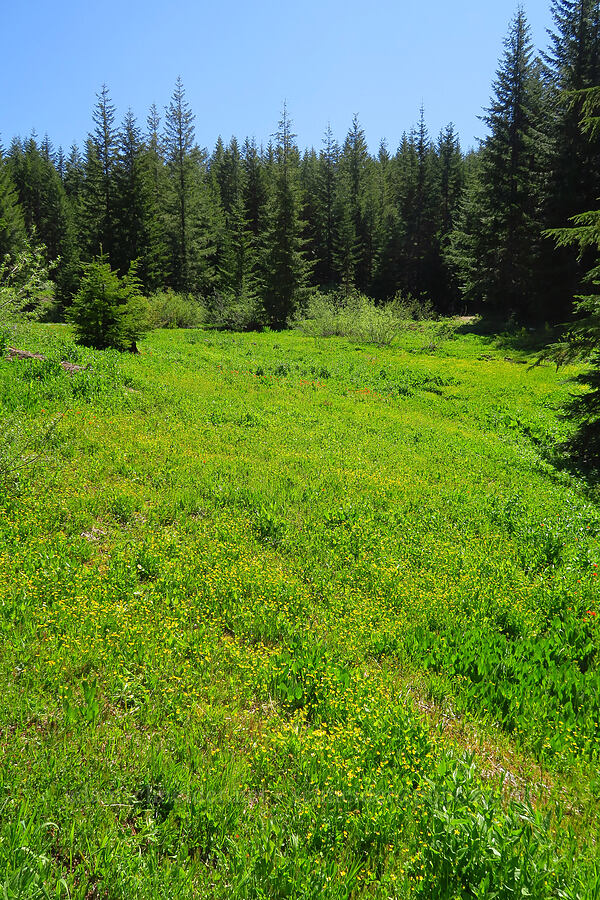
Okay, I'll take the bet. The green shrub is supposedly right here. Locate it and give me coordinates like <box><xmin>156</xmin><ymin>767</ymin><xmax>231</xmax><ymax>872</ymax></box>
<box><xmin>207</xmin><ymin>289</ymin><xmax>260</xmax><ymax>331</ymax></box>
<box><xmin>146</xmin><ymin>290</ymin><xmax>205</xmax><ymax>329</ymax></box>
<box><xmin>294</xmin><ymin>290</ymin><xmax>432</xmax><ymax>345</ymax></box>
<box><xmin>389</xmin><ymin>290</ymin><xmax>435</xmax><ymax>321</ymax></box>
<box><xmin>0</xmin><ymin>240</ymin><xmax>55</xmax><ymax>326</ymax></box>
<box><xmin>69</xmin><ymin>256</ymin><xmax>147</xmax><ymax>350</ymax></box>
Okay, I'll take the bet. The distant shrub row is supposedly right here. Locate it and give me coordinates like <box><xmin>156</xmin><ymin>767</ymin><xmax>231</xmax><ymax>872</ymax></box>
<box><xmin>95</xmin><ymin>285</ymin><xmax>435</xmax><ymax>348</ymax></box>
<box><xmin>2</xmin><ymin>247</ymin><xmax>437</xmax><ymax>350</ymax></box>
<box><xmin>77</xmin><ymin>277</ymin><xmax>434</xmax><ymax>348</ymax></box>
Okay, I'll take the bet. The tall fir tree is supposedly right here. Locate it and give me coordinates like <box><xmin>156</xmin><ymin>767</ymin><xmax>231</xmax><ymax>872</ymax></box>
<box><xmin>437</xmin><ymin>124</ymin><xmax>464</xmax><ymax>238</ymax></box>
<box><xmin>81</xmin><ymin>85</ymin><xmax>118</xmax><ymax>262</ymax></box>
<box><xmin>332</xmin><ymin>172</ymin><xmax>359</xmax><ymax>294</ymax></box>
<box><xmin>371</xmin><ymin>137</ymin><xmax>406</xmax><ymax>300</ymax></box>
<box><xmin>163</xmin><ymin>77</ymin><xmax>214</xmax><ymax>294</ymax></box>
<box><xmin>209</xmin><ymin>136</ymin><xmax>259</xmax><ymax>315</ymax></box>
<box><xmin>315</xmin><ymin>124</ymin><xmax>339</xmax><ymax>288</ymax></box>
<box><xmin>143</xmin><ymin>105</ymin><xmax>170</xmax><ymax>290</ymax></box>
<box><xmin>113</xmin><ymin>109</ymin><xmax>147</xmax><ymax>275</ymax></box>
<box><xmin>56</xmin><ymin>146</ymin><xmax>66</xmax><ymax>182</ymax></box>
<box><xmin>164</xmin><ymin>76</ymin><xmax>196</xmax><ymax>291</ymax></box>
<box><xmin>338</xmin><ymin>115</ymin><xmax>370</xmax><ymax>291</ymax></box>
<box><xmin>299</xmin><ymin>147</ymin><xmax>320</xmax><ymax>286</ymax></box>
<box><xmin>541</xmin><ymin>0</ymin><xmax>600</xmax><ymax>320</ymax></box>
<box><xmin>9</xmin><ymin>135</ymin><xmax>79</xmax><ymax>306</ymax></box>
<box><xmin>542</xmin><ymin>87</ymin><xmax>600</xmax><ymax>463</ymax></box>
<box><xmin>261</xmin><ymin>104</ymin><xmax>309</xmax><ymax>326</ymax></box>
<box><xmin>64</xmin><ymin>144</ymin><xmax>84</xmax><ymax>204</ymax></box>
<box><xmin>450</xmin><ymin>10</ymin><xmax>546</xmax><ymax>320</ymax></box>
<box><xmin>434</xmin><ymin>124</ymin><xmax>465</xmax><ymax>310</ymax></box>
<box><xmin>242</xmin><ymin>137</ymin><xmax>267</xmax><ymax>241</ymax></box>
<box><xmin>0</xmin><ymin>152</ymin><xmax>26</xmax><ymax>259</ymax></box>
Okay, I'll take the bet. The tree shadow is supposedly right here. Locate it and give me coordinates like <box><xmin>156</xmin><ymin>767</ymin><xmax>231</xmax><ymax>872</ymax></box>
<box><xmin>453</xmin><ymin>314</ymin><xmax>559</xmax><ymax>354</ymax></box>
<box><xmin>454</xmin><ymin>315</ymin><xmax>600</xmax><ymax>494</ymax></box>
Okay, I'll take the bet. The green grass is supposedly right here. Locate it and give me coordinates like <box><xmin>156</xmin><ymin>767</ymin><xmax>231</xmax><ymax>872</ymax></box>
<box><xmin>1</xmin><ymin>319</ymin><xmax>599</xmax><ymax>898</ymax></box>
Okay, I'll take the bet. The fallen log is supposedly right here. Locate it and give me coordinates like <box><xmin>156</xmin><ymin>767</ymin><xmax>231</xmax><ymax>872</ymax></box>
<box><xmin>6</xmin><ymin>346</ymin><xmax>88</xmax><ymax>373</ymax></box>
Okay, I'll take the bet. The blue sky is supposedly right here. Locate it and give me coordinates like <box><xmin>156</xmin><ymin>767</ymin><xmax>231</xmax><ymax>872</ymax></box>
<box><xmin>2</xmin><ymin>0</ymin><xmax>555</xmax><ymax>156</ymax></box>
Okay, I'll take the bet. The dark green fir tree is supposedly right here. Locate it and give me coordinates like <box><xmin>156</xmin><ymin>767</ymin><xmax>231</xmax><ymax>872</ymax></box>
<box><xmin>261</xmin><ymin>104</ymin><xmax>310</xmax><ymax>327</ymax></box>
<box><xmin>450</xmin><ymin>10</ymin><xmax>546</xmax><ymax>320</ymax></box>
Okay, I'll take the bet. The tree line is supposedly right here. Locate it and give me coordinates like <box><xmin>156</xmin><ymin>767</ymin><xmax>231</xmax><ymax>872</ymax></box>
<box><xmin>1</xmin><ymin>0</ymin><xmax>599</xmax><ymax>329</ymax></box>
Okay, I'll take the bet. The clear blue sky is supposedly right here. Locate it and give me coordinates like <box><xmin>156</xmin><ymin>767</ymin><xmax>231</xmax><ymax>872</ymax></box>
<box><xmin>1</xmin><ymin>0</ymin><xmax>555</xmax><ymax>156</ymax></box>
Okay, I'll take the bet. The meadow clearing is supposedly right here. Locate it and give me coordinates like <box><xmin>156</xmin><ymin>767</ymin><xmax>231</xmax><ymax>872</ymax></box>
<box><xmin>1</xmin><ymin>319</ymin><xmax>600</xmax><ymax>898</ymax></box>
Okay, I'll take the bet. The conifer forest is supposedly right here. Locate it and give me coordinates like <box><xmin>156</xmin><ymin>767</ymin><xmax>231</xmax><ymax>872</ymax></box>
<box><xmin>1</xmin><ymin>1</ymin><xmax>599</xmax><ymax>329</ymax></box>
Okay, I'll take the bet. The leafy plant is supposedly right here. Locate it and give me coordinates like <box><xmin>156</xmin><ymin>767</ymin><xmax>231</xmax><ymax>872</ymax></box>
<box><xmin>294</xmin><ymin>290</ymin><xmax>420</xmax><ymax>345</ymax></box>
<box><xmin>146</xmin><ymin>289</ymin><xmax>205</xmax><ymax>329</ymax></box>
<box><xmin>0</xmin><ymin>239</ymin><xmax>55</xmax><ymax>330</ymax></box>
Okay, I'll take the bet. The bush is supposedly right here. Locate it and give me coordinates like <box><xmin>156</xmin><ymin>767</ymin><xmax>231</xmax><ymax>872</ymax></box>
<box><xmin>0</xmin><ymin>240</ymin><xmax>55</xmax><ymax>327</ymax></box>
<box><xmin>69</xmin><ymin>256</ymin><xmax>147</xmax><ymax>351</ymax></box>
<box><xmin>389</xmin><ymin>289</ymin><xmax>435</xmax><ymax>321</ymax></box>
<box><xmin>293</xmin><ymin>290</ymin><xmax>431</xmax><ymax>345</ymax></box>
<box><xmin>146</xmin><ymin>290</ymin><xmax>205</xmax><ymax>329</ymax></box>
<box><xmin>206</xmin><ymin>289</ymin><xmax>260</xmax><ymax>332</ymax></box>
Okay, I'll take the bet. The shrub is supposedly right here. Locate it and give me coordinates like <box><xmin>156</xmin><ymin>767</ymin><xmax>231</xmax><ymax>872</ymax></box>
<box><xmin>69</xmin><ymin>256</ymin><xmax>147</xmax><ymax>351</ymax></box>
<box><xmin>389</xmin><ymin>289</ymin><xmax>435</xmax><ymax>321</ymax></box>
<box><xmin>0</xmin><ymin>240</ymin><xmax>55</xmax><ymax>331</ymax></box>
<box><xmin>207</xmin><ymin>289</ymin><xmax>260</xmax><ymax>331</ymax></box>
<box><xmin>294</xmin><ymin>290</ymin><xmax>430</xmax><ymax>345</ymax></box>
<box><xmin>146</xmin><ymin>290</ymin><xmax>205</xmax><ymax>329</ymax></box>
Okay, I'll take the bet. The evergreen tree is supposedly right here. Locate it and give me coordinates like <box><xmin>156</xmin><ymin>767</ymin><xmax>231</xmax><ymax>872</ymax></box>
<box><xmin>113</xmin><ymin>108</ymin><xmax>161</xmax><ymax>287</ymax></box>
<box><xmin>315</xmin><ymin>124</ymin><xmax>339</xmax><ymax>288</ymax></box>
<box><xmin>434</xmin><ymin>124</ymin><xmax>465</xmax><ymax>310</ymax></box>
<box><xmin>402</xmin><ymin>109</ymin><xmax>441</xmax><ymax>302</ymax></box>
<box><xmin>360</xmin><ymin>156</ymin><xmax>380</xmax><ymax>296</ymax></box>
<box><xmin>70</xmin><ymin>255</ymin><xmax>147</xmax><ymax>350</ymax></box>
<box><xmin>9</xmin><ymin>135</ymin><xmax>79</xmax><ymax>306</ymax></box>
<box><xmin>143</xmin><ymin>105</ymin><xmax>170</xmax><ymax>290</ymax></box>
<box><xmin>262</xmin><ymin>104</ymin><xmax>309</xmax><ymax>327</ymax></box>
<box><xmin>450</xmin><ymin>10</ymin><xmax>546</xmax><ymax>320</ymax></box>
<box><xmin>437</xmin><ymin>124</ymin><xmax>464</xmax><ymax>237</ymax></box>
<box><xmin>163</xmin><ymin>77</ymin><xmax>214</xmax><ymax>293</ymax></box>
<box><xmin>163</xmin><ymin>76</ymin><xmax>195</xmax><ymax>291</ymax></box>
<box><xmin>371</xmin><ymin>139</ymin><xmax>405</xmax><ymax>301</ymax></box>
<box><xmin>541</xmin><ymin>0</ymin><xmax>600</xmax><ymax>320</ymax></box>
<box><xmin>209</xmin><ymin>136</ymin><xmax>259</xmax><ymax>322</ymax></box>
<box><xmin>299</xmin><ymin>147</ymin><xmax>320</xmax><ymax>284</ymax></box>
<box><xmin>56</xmin><ymin>146</ymin><xmax>66</xmax><ymax>181</ymax></box>
<box><xmin>64</xmin><ymin>144</ymin><xmax>84</xmax><ymax>204</ymax></box>
<box><xmin>332</xmin><ymin>171</ymin><xmax>359</xmax><ymax>294</ymax></box>
<box><xmin>338</xmin><ymin>115</ymin><xmax>370</xmax><ymax>290</ymax></box>
<box><xmin>81</xmin><ymin>85</ymin><xmax>118</xmax><ymax>262</ymax></box>
<box><xmin>543</xmin><ymin>87</ymin><xmax>600</xmax><ymax>463</ymax></box>
<box><xmin>40</xmin><ymin>134</ymin><xmax>55</xmax><ymax>164</ymax></box>
<box><xmin>242</xmin><ymin>137</ymin><xmax>267</xmax><ymax>240</ymax></box>
<box><xmin>0</xmin><ymin>153</ymin><xmax>26</xmax><ymax>259</ymax></box>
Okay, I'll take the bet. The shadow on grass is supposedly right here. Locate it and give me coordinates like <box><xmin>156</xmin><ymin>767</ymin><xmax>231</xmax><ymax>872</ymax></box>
<box><xmin>454</xmin><ymin>316</ymin><xmax>600</xmax><ymax>494</ymax></box>
<box><xmin>454</xmin><ymin>314</ymin><xmax>560</xmax><ymax>354</ymax></box>
<box><xmin>546</xmin><ymin>441</ymin><xmax>600</xmax><ymax>501</ymax></box>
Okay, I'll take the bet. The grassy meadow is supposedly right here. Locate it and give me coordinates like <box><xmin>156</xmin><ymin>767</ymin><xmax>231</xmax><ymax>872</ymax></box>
<box><xmin>2</xmin><ymin>319</ymin><xmax>600</xmax><ymax>898</ymax></box>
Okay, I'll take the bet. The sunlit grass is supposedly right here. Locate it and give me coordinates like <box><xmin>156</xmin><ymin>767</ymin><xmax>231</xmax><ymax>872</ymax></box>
<box><xmin>0</xmin><ymin>319</ymin><xmax>598</xmax><ymax>898</ymax></box>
